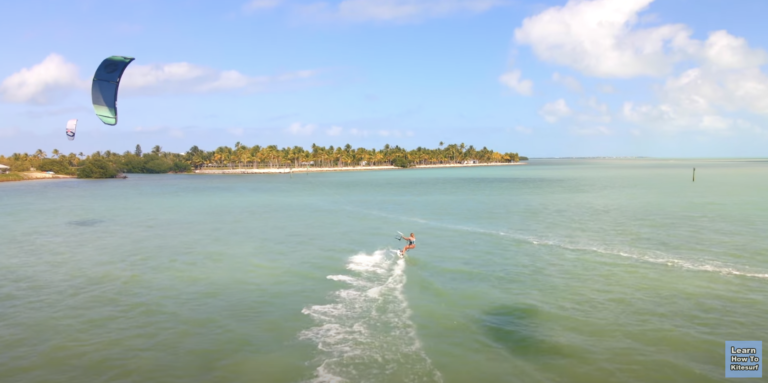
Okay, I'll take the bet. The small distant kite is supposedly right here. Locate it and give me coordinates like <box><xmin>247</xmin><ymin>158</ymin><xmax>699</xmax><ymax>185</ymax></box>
<box><xmin>91</xmin><ymin>56</ymin><xmax>134</xmax><ymax>126</ymax></box>
<box><xmin>66</xmin><ymin>119</ymin><xmax>77</xmax><ymax>141</ymax></box>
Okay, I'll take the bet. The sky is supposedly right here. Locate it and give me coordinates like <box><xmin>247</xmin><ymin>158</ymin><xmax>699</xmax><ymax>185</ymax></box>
<box><xmin>2</xmin><ymin>0</ymin><xmax>768</xmax><ymax>157</ymax></box>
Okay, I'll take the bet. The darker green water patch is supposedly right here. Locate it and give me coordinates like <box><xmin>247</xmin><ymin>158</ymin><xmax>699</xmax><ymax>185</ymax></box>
<box><xmin>479</xmin><ymin>304</ymin><xmax>576</xmax><ymax>361</ymax></box>
<box><xmin>67</xmin><ymin>219</ymin><xmax>106</xmax><ymax>227</ymax></box>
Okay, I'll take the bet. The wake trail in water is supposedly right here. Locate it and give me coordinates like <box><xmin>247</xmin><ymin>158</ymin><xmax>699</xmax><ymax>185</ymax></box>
<box><xmin>352</xmin><ymin>208</ymin><xmax>768</xmax><ymax>280</ymax></box>
<box><xmin>299</xmin><ymin>250</ymin><xmax>443</xmax><ymax>383</ymax></box>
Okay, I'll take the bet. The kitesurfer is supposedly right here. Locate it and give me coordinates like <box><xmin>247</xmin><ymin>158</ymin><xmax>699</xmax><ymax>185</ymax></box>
<box><xmin>399</xmin><ymin>233</ymin><xmax>415</xmax><ymax>257</ymax></box>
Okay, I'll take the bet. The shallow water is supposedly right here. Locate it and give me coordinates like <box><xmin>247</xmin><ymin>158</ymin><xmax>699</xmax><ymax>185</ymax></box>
<box><xmin>1</xmin><ymin>159</ymin><xmax>766</xmax><ymax>382</ymax></box>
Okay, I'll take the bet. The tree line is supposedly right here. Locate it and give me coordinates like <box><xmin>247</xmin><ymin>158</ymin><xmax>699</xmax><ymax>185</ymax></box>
<box><xmin>0</xmin><ymin>142</ymin><xmax>526</xmax><ymax>178</ymax></box>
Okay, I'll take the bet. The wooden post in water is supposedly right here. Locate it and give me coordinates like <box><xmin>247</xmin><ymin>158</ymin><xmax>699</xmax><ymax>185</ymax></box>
<box><xmin>692</xmin><ymin>168</ymin><xmax>695</xmax><ymax>182</ymax></box>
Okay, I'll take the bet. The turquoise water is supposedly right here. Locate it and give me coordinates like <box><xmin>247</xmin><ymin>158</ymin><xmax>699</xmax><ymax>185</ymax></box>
<box><xmin>1</xmin><ymin>159</ymin><xmax>766</xmax><ymax>383</ymax></box>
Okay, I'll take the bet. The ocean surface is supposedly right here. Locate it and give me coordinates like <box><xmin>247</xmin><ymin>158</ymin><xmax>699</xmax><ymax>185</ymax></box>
<box><xmin>1</xmin><ymin>159</ymin><xmax>766</xmax><ymax>383</ymax></box>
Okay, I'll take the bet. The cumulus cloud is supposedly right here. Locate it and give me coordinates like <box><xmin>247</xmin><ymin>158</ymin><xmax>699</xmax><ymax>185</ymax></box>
<box><xmin>623</xmin><ymin>66</ymin><xmax>768</xmax><ymax>132</ymax></box>
<box><xmin>122</xmin><ymin>63</ymin><xmax>318</xmax><ymax>95</ymax></box>
<box><xmin>299</xmin><ymin>0</ymin><xmax>503</xmax><ymax>23</ymax></box>
<box><xmin>539</xmin><ymin>99</ymin><xmax>572</xmax><ymax>123</ymax></box>
<box><xmin>514</xmin><ymin>0</ymin><xmax>768</xmax><ymax>80</ymax></box>
<box><xmin>333</xmin><ymin>127</ymin><xmax>408</xmax><ymax>137</ymax></box>
<box><xmin>623</xmin><ymin>101</ymin><xmax>760</xmax><ymax>134</ymax></box>
<box><xmin>515</xmin><ymin>0</ymin><xmax>768</xmax><ymax>133</ymax></box>
<box><xmin>552</xmin><ymin>72</ymin><xmax>582</xmax><ymax>92</ymax></box>
<box><xmin>228</xmin><ymin>128</ymin><xmax>245</xmax><ymax>136</ymax></box>
<box><xmin>702</xmin><ymin>30</ymin><xmax>768</xmax><ymax>71</ymax></box>
<box><xmin>287</xmin><ymin>122</ymin><xmax>317</xmax><ymax>136</ymax></box>
<box><xmin>243</xmin><ymin>0</ymin><xmax>283</xmax><ymax>12</ymax></box>
<box><xmin>597</xmin><ymin>84</ymin><xmax>616</xmax><ymax>93</ymax></box>
<box><xmin>133</xmin><ymin>126</ymin><xmax>186</xmax><ymax>138</ymax></box>
<box><xmin>348</xmin><ymin>128</ymin><xmax>368</xmax><ymax>137</ymax></box>
<box><xmin>571</xmin><ymin>126</ymin><xmax>612</xmax><ymax>135</ymax></box>
<box><xmin>539</xmin><ymin>97</ymin><xmax>615</xmax><ymax>134</ymax></box>
<box><xmin>0</xmin><ymin>54</ymin><xmax>320</xmax><ymax>104</ymax></box>
<box><xmin>0</xmin><ymin>53</ymin><xmax>87</xmax><ymax>104</ymax></box>
<box><xmin>499</xmin><ymin>69</ymin><xmax>533</xmax><ymax>95</ymax></box>
<box><xmin>578</xmin><ymin>97</ymin><xmax>611</xmax><ymax>123</ymax></box>
<box><xmin>326</xmin><ymin>126</ymin><xmax>343</xmax><ymax>136</ymax></box>
<box><xmin>514</xmin><ymin>0</ymin><xmax>698</xmax><ymax>78</ymax></box>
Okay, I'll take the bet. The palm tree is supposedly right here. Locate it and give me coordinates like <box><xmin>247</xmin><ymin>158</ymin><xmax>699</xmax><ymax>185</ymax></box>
<box><xmin>152</xmin><ymin>145</ymin><xmax>162</xmax><ymax>155</ymax></box>
<box><xmin>34</xmin><ymin>149</ymin><xmax>46</xmax><ymax>161</ymax></box>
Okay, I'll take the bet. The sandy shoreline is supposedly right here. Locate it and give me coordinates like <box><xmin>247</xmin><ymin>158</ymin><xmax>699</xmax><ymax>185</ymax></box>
<box><xmin>0</xmin><ymin>162</ymin><xmax>527</xmax><ymax>182</ymax></box>
<box><xmin>0</xmin><ymin>172</ymin><xmax>76</xmax><ymax>182</ymax></box>
<box><xmin>194</xmin><ymin>162</ymin><xmax>526</xmax><ymax>174</ymax></box>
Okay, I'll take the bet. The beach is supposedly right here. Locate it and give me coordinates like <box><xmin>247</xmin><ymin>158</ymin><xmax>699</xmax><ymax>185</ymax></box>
<box><xmin>194</xmin><ymin>161</ymin><xmax>527</xmax><ymax>174</ymax></box>
<box><xmin>0</xmin><ymin>172</ymin><xmax>75</xmax><ymax>182</ymax></box>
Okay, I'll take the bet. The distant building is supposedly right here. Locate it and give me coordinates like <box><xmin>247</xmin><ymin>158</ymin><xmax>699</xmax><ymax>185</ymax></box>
<box><xmin>0</xmin><ymin>164</ymin><xmax>9</xmax><ymax>174</ymax></box>
<box><xmin>463</xmin><ymin>159</ymin><xmax>478</xmax><ymax>164</ymax></box>
<box><xmin>360</xmin><ymin>161</ymin><xmax>367</xmax><ymax>166</ymax></box>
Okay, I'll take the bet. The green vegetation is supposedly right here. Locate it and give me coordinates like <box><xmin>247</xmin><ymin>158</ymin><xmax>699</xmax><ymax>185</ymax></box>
<box><xmin>77</xmin><ymin>159</ymin><xmax>119</xmax><ymax>179</ymax></box>
<box><xmin>0</xmin><ymin>142</ymin><xmax>524</xmax><ymax>178</ymax></box>
<box><xmin>183</xmin><ymin>142</ymin><xmax>522</xmax><ymax>169</ymax></box>
<box><xmin>39</xmin><ymin>158</ymin><xmax>77</xmax><ymax>176</ymax></box>
<box><xmin>0</xmin><ymin>173</ymin><xmax>25</xmax><ymax>182</ymax></box>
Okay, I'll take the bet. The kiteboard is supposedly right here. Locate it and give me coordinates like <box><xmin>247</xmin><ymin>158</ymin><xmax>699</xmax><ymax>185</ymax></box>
<box><xmin>393</xmin><ymin>231</ymin><xmax>408</xmax><ymax>258</ymax></box>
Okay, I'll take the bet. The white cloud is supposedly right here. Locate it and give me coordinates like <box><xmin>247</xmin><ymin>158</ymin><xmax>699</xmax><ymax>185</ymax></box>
<box><xmin>514</xmin><ymin>0</ymin><xmax>698</xmax><ymax>78</ymax></box>
<box><xmin>0</xmin><ymin>54</ymin><xmax>87</xmax><ymax>104</ymax></box>
<box><xmin>133</xmin><ymin>126</ymin><xmax>186</xmax><ymax>138</ymax></box>
<box><xmin>326</xmin><ymin>126</ymin><xmax>343</xmax><ymax>136</ymax></box>
<box><xmin>516</xmin><ymin>0</ymin><xmax>768</xmax><ymax>133</ymax></box>
<box><xmin>243</xmin><ymin>0</ymin><xmax>283</xmax><ymax>12</ymax></box>
<box><xmin>303</xmin><ymin>0</ymin><xmax>503</xmax><ymax>23</ymax></box>
<box><xmin>134</xmin><ymin>126</ymin><xmax>164</xmax><ymax>133</ymax></box>
<box><xmin>623</xmin><ymin>64</ymin><xmax>768</xmax><ymax>132</ymax></box>
<box><xmin>499</xmin><ymin>69</ymin><xmax>533</xmax><ymax>95</ymax></box>
<box><xmin>539</xmin><ymin>97</ymin><xmax>614</xmax><ymax>133</ymax></box>
<box><xmin>638</xmin><ymin>12</ymin><xmax>660</xmax><ymax>24</ymax></box>
<box><xmin>0</xmin><ymin>54</ymin><xmax>320</xmax><ymax>104</ymax></box>
<box><xmin>228</xmin><ymin>128</ymin><xmax>245</xmax><ymax>136</ymax></box>
<box><xmin>283</xmin><ymin>123</ymin><xmax>410</xmax><ymax>138</ymax></box>
<box><xmin>378</xmin><ymin>129</ymin><xmax>404</xmax><ymax>137</ymax></box>
<box><xmin>577</xmin><ymin>97</ymin><xmax>611</xmax><ymax>123</ymax></box>
<box><xmin>552</xmin><ymin>72</ymin><xmax>582</xmax><ymax>92</ymax></box>
<box><xmin>597</xmin><ymin>84</ymin><xmax>616</xmax><ymax>93</ymax></box>
<box><xmin>702</xmin><ymin>30</ymin><xmax>768</xmax><ymax>71</ymax></box>
<box><xmin>513</xmin><ymin>0</ymin><xmax>768</xmax><ymax>80</ymax></box>
<box><xmin>571</xmin><ymin>126</ymin><xmax>612</xmax><ymax>135</ymax></box>
<box><xmin>539</xmin><ymin>99</ymin><xmax>571</xmax><ymax>123</ymax></box>
<box><xmin>623</xmin><ymin>101</ymin><xmax>759</xmax><ymax>134</ymax></box>
<box><xmin>348</xmin><ymin>128</ymin><xmax>368</xmax><ymax>137</ymax></box>
<box><xmin>329</xmin><ymin>127</ymin><xmax>409</xmax><ymax>137</ymax></box>
<box><xmin>287</xmin><ymin>122</ymin><xmax>316</xmax><ymax>136</ymax></box>
<box><xmin>122</xmin><ymin>63</ymin><xmax>318</xmax><ymax>95</ymax></box>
